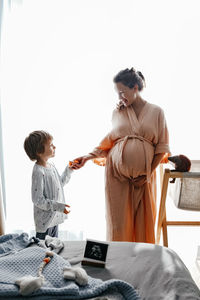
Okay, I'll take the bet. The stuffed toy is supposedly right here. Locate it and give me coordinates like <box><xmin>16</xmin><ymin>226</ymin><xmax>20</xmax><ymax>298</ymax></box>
<box><xmin>168</xmin><ymin>154</ymin><xmax>191</xmax><ymax>183</ymax></box>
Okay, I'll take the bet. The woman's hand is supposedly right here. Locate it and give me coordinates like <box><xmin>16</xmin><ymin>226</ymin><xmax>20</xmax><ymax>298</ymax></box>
<box><xmin>116</xmin><ymin>100</ymin><xmax>125</xmax><ymax>110</ymax></box>
<box><xmin>131</xmin><ymin>175</ymin><xmax>147</xmax><ymax>187</ymax></box>
<box><xmin>151</xmin><ymin>153</ymin><xmax>165</xmax><ymax>173</ymax></box>
<box><xmin>69</xmin><ymin>155</ymin><xmax>91</xmax><ymax>170</ymax></box>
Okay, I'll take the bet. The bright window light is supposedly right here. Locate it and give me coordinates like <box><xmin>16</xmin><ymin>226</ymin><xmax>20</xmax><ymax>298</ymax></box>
<box><xmin>1</xmin><ymin>0</ymin><xmax>200</xmax><ymax>240</ymax></box>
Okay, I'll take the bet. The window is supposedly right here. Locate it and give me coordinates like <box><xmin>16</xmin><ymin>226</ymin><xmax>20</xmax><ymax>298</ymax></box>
<box><xmin>1</xmin><ymin>0</ymin><xmax>200</xmax><ymax>240</ymax></box>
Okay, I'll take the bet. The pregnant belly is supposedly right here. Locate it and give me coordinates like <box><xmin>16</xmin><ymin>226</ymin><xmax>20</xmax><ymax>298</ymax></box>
<box><xmin>110</xmin><ymin>139</ymin><xmax>152</xmax><ymax>178</ymax></box>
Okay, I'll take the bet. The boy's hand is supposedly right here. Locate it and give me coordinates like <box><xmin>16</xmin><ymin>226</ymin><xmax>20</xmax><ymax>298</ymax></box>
<box><xmin>64</xmin><ymin>204</ymin><xmax>70</xmax><ymax>214</ymax></box>
<box><xmin>69</xmin><ymin>159</ymin><xmax>80</xmax><ymax>170</ymax></box>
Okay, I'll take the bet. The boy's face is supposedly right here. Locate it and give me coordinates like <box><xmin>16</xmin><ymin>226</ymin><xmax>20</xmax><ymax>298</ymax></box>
<box><xmin>39</xmin><ymin>138</ymin><xmax>56</xmax><ymax>160</ymax></box>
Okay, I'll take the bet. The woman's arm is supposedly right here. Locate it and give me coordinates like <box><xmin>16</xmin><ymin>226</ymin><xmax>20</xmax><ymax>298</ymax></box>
<box><xmin>151</xmin><ymin>153</ymin><xmax>165</xmax><ymax>173</ymax></box>
<box><xmin>71</xmin><ymin>133</ymin><xmax>114</xmax><ymax>169</ymax></box>
<box><xmin>132</xmin><ymin>153</ymin><xmax>165</xmax><ymax>187</ymax></box>
<box><xmin>70</xmin><ymin>154</ymin><xmax>95</xmax><ymax>169</ymax></box>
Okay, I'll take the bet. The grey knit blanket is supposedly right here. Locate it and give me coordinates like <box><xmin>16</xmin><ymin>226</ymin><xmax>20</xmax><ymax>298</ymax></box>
<box><xmin>0</xmin><ymin>233</ymin><xmax>140</xmax><ymax>300</ymax></box>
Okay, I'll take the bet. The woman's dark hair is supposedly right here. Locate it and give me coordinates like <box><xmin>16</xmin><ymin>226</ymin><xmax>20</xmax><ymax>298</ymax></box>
<box><xmin>113</xmin><ymin>68</ymin><xmax>145</xmax><ymax>91</ymax></box>
<box><xmin>24</xmin><ymin>130</ymin><xmax>53</xmax><ymax>161</ymax></box>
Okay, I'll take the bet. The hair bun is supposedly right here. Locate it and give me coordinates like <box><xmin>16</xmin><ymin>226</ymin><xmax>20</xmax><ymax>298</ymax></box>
<box><xmin>130</xmin><ymin>67</ymin><xmax>136</xmax><ymax>73</ymax></box>
<box><xmin>137</xmin><ymin>71</ymin><xmax>146</xmax><ymax>87</ymax></box>
<box><xmin>113</xmin><ymin>67</ymin><xmax>146</xmax><ymax>91</ymax></box>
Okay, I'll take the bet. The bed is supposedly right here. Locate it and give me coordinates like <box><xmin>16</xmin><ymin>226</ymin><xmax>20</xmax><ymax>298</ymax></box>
<box><xmin>0</xmin><ymin>233</ymin><xmax>200</xmax><ymax>300</ymax></box>
<box><xmin>60</xmin><ymin>240</ymin><xmax>200</xmax><ymax>299</ymax></box>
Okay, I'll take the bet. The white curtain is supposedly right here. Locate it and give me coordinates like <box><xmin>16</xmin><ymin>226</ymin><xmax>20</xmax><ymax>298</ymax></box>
<box><xmin>1</xmin><ymin>0</ymin><xmax>200</xmax><ymax>240</ymax></box>
<box><xmin>0</xmin><ymin>0</ymin><xmax>6</xmax><ymax>235</ymax></box>
<box><xmin>0</xmin><ymin>174</ymin><xmax>6</xmax><ymax>235</ymax></box>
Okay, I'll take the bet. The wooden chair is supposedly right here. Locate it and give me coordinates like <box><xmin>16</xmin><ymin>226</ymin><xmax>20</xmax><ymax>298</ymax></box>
<box><xmin>156</xmin><ymin>162</ymin><xmax>200</xmax><ymax>247</ymax></box>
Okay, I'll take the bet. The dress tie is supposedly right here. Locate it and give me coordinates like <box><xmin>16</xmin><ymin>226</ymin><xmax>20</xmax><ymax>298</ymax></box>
<box><xmin>115</xmin><ymin>135</ymin><xmax>155</xmax><ymax>182</ymax></box>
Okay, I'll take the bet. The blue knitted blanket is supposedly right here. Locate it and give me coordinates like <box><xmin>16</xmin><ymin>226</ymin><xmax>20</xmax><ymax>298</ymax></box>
<box><xmin>0</xmin><ymin>233</ymin><xmax>140</xmax><ymax>300</ymax></box>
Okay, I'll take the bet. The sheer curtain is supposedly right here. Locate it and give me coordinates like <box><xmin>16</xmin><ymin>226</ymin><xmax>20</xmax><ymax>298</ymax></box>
<box><xmin>1</xmin><ymin>0</ymin><xmax>200</xmax><ymax>240</ymax></box>
<box><xmin>0</xmin><ymin>0</ymin><xmax>6</xmax><ymax>235</ymax></box>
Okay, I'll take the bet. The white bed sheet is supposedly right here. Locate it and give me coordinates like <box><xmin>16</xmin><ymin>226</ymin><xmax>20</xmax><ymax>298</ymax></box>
<box><xmin>59</xmin><ymin>241</ymin><xmax>200</xmax><ymax>300</ymax></box>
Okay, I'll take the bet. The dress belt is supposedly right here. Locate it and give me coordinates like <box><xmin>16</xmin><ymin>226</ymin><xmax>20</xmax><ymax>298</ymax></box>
<box><xmin>115</xmin><ymin>135</ymin><xmax>155</xmax><ymax>183</ymax></box>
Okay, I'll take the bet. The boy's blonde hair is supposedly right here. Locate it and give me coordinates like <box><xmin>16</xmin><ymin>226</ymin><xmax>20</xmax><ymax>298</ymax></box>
<box><xmin>24</xmin><ymin>130</ymin><xmax>53</xmax><ymax>161</ymax></box>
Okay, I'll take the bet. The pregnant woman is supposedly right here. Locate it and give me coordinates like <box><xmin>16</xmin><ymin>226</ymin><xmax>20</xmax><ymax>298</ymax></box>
<box><xmin>72</xmin><ymin>68</ymin><xmax>170</xmax><ymax>243</ymax></box>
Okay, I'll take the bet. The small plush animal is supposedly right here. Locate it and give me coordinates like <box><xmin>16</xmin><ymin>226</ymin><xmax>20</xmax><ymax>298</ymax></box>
<box><xmin>168</xmin><ymin>154</ymin><xmax>191</xmax><ymax>183</ymax></box>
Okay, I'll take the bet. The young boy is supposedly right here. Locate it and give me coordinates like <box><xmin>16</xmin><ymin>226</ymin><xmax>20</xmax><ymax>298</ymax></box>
<box><xmin>24</xmin><ymin>130</ymin><xmax>75</xmax><ymax>239</ymax></box>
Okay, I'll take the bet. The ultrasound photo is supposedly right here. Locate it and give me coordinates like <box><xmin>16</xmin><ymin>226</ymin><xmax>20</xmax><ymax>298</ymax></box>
<box><xmin>83</xmin><ymin>240</ymin><xmax>109</xmax><ymax>263</ymax></box>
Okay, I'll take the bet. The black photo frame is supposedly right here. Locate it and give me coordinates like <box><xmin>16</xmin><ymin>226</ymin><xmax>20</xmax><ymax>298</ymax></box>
<box><xmin>82</xmin><ymin>239</ymin><xmax>109</xmax><ymax>267</ymax></box>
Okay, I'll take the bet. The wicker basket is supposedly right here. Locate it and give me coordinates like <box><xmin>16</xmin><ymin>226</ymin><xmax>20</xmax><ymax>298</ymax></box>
<box><xmin>172</xmin><ymin>173</ymin><xmax>200</xmax><ymax>211</ymax></box>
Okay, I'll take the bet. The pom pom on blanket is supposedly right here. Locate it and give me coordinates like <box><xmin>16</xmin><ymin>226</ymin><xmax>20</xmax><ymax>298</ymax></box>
<box><xmin>15</xmin><ymin>275</ymin><xmax>44</xmax><ymax>296</ymax></box>
<box><xmin>63</xmin><ymin>266</ymin><xmax>88</xmax><ymax>286</ymax></box>
<box><xmin>45</xmin><ymin>235</ymin><xmax>64</xmax><ymax>254</ymax></box>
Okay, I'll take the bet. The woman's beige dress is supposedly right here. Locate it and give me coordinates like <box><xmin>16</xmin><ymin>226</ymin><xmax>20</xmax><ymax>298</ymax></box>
<box><xmin>90</xmin><ymin>102</ymin><xmax>170</xmax><ymax>243</ymax></box>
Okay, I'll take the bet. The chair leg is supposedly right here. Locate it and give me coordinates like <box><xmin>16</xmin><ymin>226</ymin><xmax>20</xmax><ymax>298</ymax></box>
<box><xmin>162</xmin><ymin>211</ymin><xmax>168</xmax><ymax>247</ymax></box>
<box><xmin>156</xmin><ymin>169</ymin><xmax>170</xmax><ymax>245</ymax></box>
<box><xmin>159</xmin><ymin>164</ymin><xmax>164</xmax><ymax>190</ymax></box>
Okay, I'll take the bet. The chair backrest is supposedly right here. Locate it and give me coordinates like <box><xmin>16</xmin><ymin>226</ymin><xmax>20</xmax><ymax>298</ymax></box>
<box><xmin>190</xmin><ymin>160</ymin><xmax>200</xmax><ymax>172</ymax></box>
